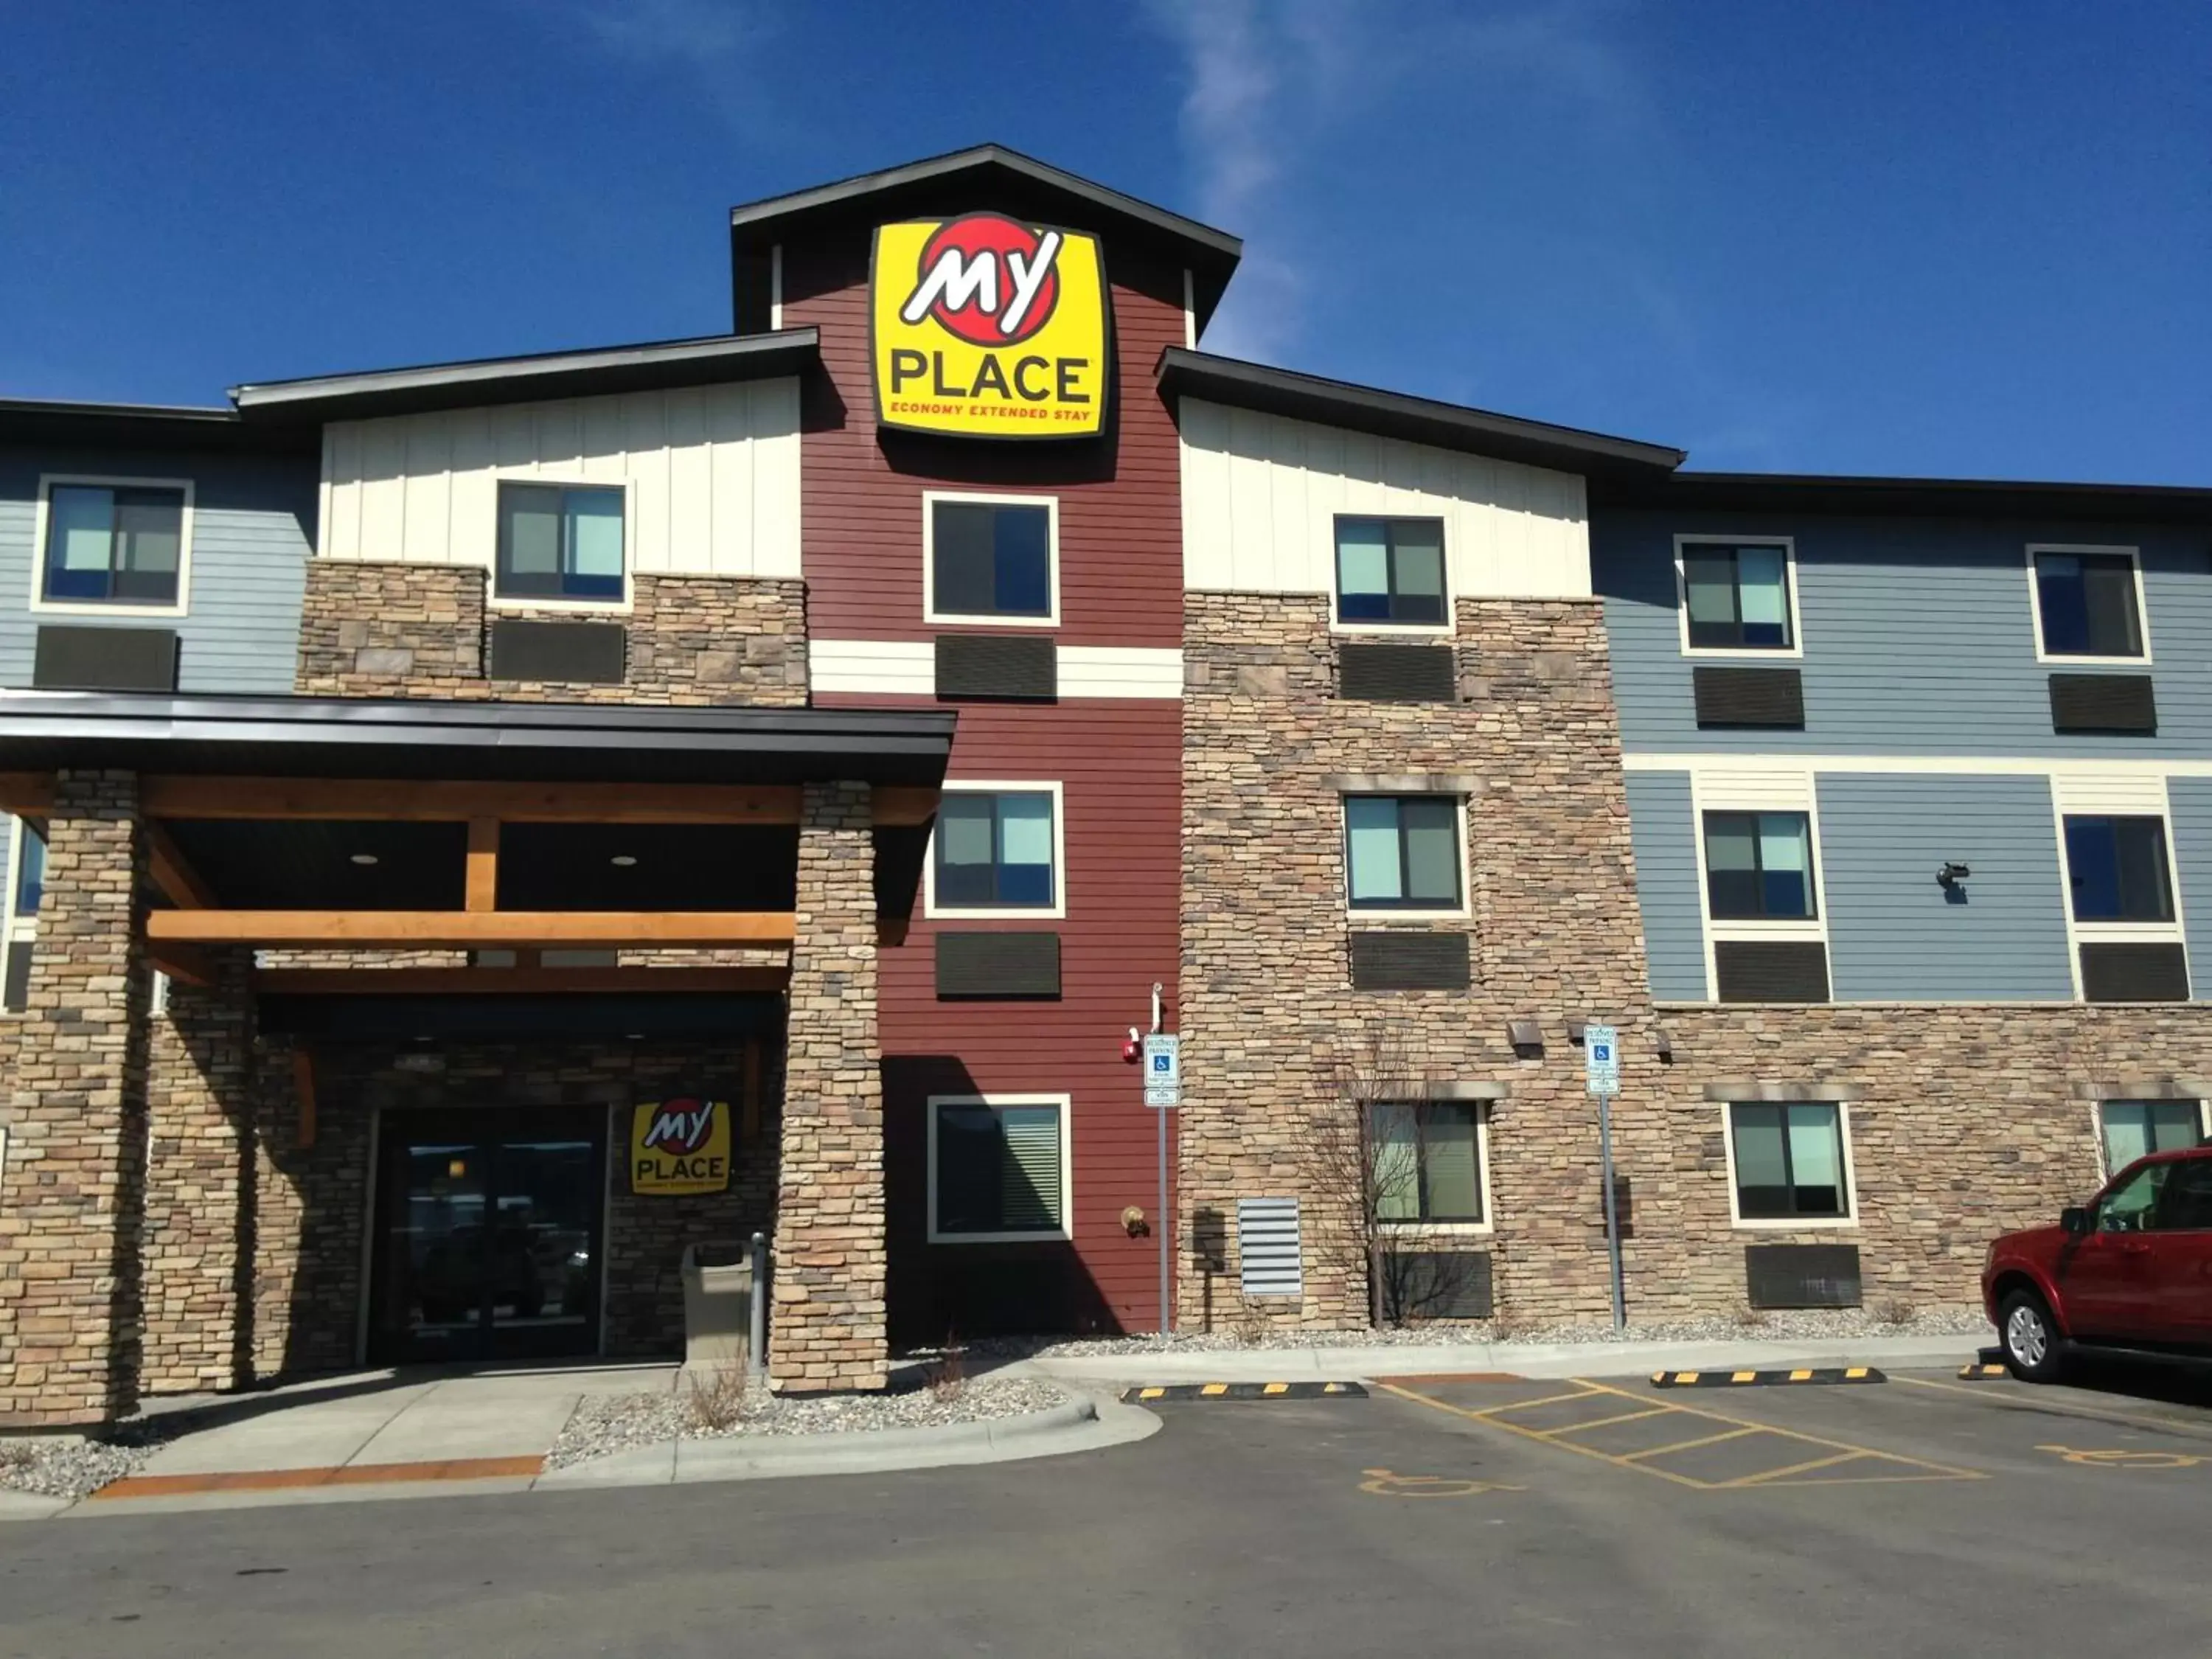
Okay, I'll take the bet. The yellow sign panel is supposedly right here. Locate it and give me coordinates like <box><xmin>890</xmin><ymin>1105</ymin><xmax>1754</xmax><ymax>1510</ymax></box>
<box><xmin>629</xmin><ymin>1099</ymin><xmax>731</xmax><ymax>1196</ymax></box>
<box><xmin>871</xmin><ymin>214</ymin><xmax>1109</xmax><ymax>439</ymax></box>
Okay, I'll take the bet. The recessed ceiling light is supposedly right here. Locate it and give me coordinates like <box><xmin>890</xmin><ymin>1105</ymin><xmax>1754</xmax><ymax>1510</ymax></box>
<box><xmin>611</xmin><ymin>855</ymin><xmax>638</xmax><ymax>867</ymax></box>
<box><xmin>349</xmin><ymin>853</ymin><xmax>379</xmax><ymax>866</ymax></box>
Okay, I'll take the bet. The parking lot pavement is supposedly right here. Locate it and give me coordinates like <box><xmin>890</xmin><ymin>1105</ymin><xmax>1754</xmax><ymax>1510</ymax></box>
<box><xmin>10</xmin><ymin>1359</ymin><xmax>2212</xmax><ymax>1658</ymax></box>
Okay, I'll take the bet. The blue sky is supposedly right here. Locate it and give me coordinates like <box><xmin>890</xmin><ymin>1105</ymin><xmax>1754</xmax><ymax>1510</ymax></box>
<box><xmin>3</xmin><ymin>1</ymin><xmax>2205</xmax><ymax>481</ymax></box>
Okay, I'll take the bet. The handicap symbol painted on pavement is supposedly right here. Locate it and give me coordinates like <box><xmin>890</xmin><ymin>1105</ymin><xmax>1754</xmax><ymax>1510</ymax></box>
<box><xmin>1360</xmin><ymin>1467</ymin><xmax>1526</xmax><ymax>1498</ymax></box>
<box><xmin>2038</xmin><ymin>1443</ymin><xmax>2211</xmax><ymax>1470</ymax></box>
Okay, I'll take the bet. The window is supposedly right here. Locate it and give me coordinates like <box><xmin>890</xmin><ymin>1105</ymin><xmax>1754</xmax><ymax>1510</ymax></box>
<box><xmin>2095</xmin><ymin>1159</ymin><xmax>2170</xmax><ymax>1234</ymax></box>
<box><xmin>1682</xmin><ymin>542</ymin><xmax>1792</xmax><ymax>651</ymax></box>
<box><xmin>1344</xmin><ymin>796</ymin><xmax>1461</xmax><ymax>911</ymax></box>
<box><xmin>2154</xmin><ymin>1160</ymin><xmax>2212</xmax><ymax>1231</ymax></box>
<box><xmin>1728</xmin><ymin>1102</ymin><xmax>1850</xmax><ymax>1220</ymax></box>
<box><xmin>2064</xmin><ymin>815</ymin><xmax>2173</xmax><ymax>923</ymax></box>
<box><xmin>495</xmin><ymin>483</ymin><xmax>625</xmax><ymax>602</ymax></box>
<box><xmin>933</xmin><ymin>790</ymin><xmax>1057</xmax><ymax>911</ymax></box>
<box><xmin>1703</xmin><ymin>811</ymin><xmax>1816</xmax><ymax>920</ymax></box>
<box><xmin>1370</xmin><ymin>1102</ymin><xmax>1484</xmax><ymax>1225</ymax></box>
<box><xmin>42</xmin><ymin>482</ymin><xmax>185</xmax><ymax>606</ymax></box>
<box><xmin>2099</xmin><ymin>1100</ymin><xmax>2201</xmax><ymax>1175</ymax></box>
<box><xmin>2034</xmin><ymin>549</ymin><xmax>2143</xmax><ymax>658</ymax></box>
<box><xmin>2</xmin><ymin>818</ymin><xmax>44</xmax><ymax>1014</ymax></box>
<box><xmin>929</xmin><ymin>497</ymin><xmax>1054</xmax><ymax>622</ymax></box>
<box><xmin>929</xmin><ymin>1096</ymin><xmax>1068</xmax><ymax>1242</ymax></box>
<box><xmin>1335</xmin><ymin>518</ymin><xmax>1447</xmax><ymax>625</ymax></box>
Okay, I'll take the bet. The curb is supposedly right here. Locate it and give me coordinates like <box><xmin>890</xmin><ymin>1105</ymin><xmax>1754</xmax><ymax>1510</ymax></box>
<box><xmin>1652</xmin><ymin>1366</ymin><xmax>1884</xmax><ymax>1388</ymax></box>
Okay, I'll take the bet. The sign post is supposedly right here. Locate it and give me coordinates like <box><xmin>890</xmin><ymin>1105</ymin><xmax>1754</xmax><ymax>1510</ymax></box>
<box><xmin>1142</xmin><ymin>1031</ymin><xmax>1181</xmax><ymax>1334</ymax></box>
<box><xmin>1583</xmin><ymin>1023</ymin><xmax>1627</xmax><ymax>1331</ymax></box>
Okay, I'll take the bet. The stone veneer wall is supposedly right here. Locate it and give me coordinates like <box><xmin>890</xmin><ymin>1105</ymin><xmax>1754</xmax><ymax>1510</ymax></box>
<box><xmin>1179</xmin><ymin>596</ymin><xmax>1665</xmax><ymax>1331</ymax></box>
<box><xmin>771</xmin><ymin>782</ymin><xmax>887</xmax><ymax>1391</ymax></box>
<box><xmin>0</xmin><ymin>772</ymin><xmax>154</xmax><ymax>1425</ymax></box>
<box><xmin>140</xmin><ymin>948</ymin><xmax>256</xmax><ymax>1394</ymax></box>
<box><xmin>293</xmin><ymin>561</ymin><xmax>808</xmax><ymax>705</ymax></box>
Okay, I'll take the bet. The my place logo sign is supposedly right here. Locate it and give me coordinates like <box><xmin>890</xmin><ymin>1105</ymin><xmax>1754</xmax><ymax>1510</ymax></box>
<box><xmin>871</xmin><ymin>213</ymin><xmax>1109</xmax><ymax>439</ymax></box>
<box><xmin>630</xmin><ymin>1098</ymin><xmax>731</xmax><ymax>1196</ymax></box>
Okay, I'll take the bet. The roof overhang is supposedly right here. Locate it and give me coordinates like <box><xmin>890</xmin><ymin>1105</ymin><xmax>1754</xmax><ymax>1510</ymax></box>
<box><xmin>229</xmin><ymin>329</ymin><xmax>819</xmax><ymax>424</ymax></box>
<box><xmin>1157</xmin><ymin>347</ymin><xmax>1686</xmax><ymax>480</ymax></box>
<box><xmin>0</xmin><ymin>398</ymin><xmax>319</xmax><ymax>456</ymax></box>
<box><xmin>1590</xmin><ymin>470</ymin><xmax>2212</xmax><ymax>523</ymax></box>
<box><xmin>729</xmin><ymin>144</ymin><xmax>1243</xmax><ymax>330</ymax></box>
<box><xmin>0</xmin><ymin>692</ymin><xmax>956</xmax><ymax>787</ymax></box>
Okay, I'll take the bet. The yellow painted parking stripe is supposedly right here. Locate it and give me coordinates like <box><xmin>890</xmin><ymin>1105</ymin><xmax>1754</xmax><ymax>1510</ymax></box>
<box><xmin>1484</xmin><ymin>1387</ymin><xmax>1607</xmax><ymax>1414</ymax></box>
<box><xmin>1722</xmin><ymin>1449</ymin><xmax>1871</xmax><ymax>1487</ymax></box>
<box><xmin>1373</xmin><ymin>1383</ymin><xmax>1714</xmax><ymax>1489</ymax></box>
<box><xmin>1621</xmin><ymin>1425</ymin><xmax>1762</xmax><ymax>1461</ymax></box>
<box><xmin>1896</xmin><ymin>1374</ymin><xmax>2212</xmax><ymax>1442</ymax></box>
<box><xmin>1555</xmin><ymin>1407</ymin><xmax>1675</xmax><ymax>1434</ymax></box>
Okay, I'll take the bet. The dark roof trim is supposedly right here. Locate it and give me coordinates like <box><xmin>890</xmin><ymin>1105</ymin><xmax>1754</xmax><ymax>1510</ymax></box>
<box><xmin>1591</xmin><ymin>470</ymin><xmax>2212</xmax><ymax>522</ymax></box>
<box><xmin>728</xmin><ymin>144</ymin><xmax>1242</xmax><ymax>329</ymax></box>
<box><xmin>229</xmin><ymin>330</ymin><xmax>819</xmax><ymax>423</ymax></box>
<box><xmin>0</xmin><ymin>692</ymin><xmax>956</xmax><ymax>788</ymax></box>
<box><xmin>0</xmin><ymin>398</ymin><xmax>318</xmax><ymax>456</ymax></box>
<box><xmin>1157</xmin><ymin>347</ymin><xmax>1686</xmax><ymax>479</ymax></box>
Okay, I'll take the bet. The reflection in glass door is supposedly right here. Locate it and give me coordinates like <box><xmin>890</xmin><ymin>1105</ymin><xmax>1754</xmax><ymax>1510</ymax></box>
<box><xmin>369</xmin><ymin>1108</ymin><xmax>607</xmax><ymax>1365</ymax></box>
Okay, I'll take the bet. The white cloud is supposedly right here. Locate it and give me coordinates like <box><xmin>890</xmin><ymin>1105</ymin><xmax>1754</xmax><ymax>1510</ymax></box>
<box><xmin>555</xmin><ymin>0</ymin><xmax>758</xmax><ymax>66</ymax></box>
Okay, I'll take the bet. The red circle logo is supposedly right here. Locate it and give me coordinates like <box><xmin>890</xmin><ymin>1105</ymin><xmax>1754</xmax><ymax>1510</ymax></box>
<box><xmin>914</xmin><ymin>214</ymin><xmax>1060</xmax><ymax>347</ymax></box>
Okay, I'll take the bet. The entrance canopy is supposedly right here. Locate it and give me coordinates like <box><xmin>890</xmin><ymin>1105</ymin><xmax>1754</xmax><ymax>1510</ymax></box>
<box><xmin>0</xmin><ymin>692</ymin><xmax>954</xmax><ymax>1026</ymax></box>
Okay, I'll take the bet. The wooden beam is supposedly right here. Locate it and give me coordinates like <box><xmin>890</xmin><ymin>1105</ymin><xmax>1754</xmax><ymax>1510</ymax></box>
<box><xmin>147</xmin><ymin>910</ymin><xmax>797</xmax><ymax>948</ymax></box>
<box><xmin>0</xmin><ymin>773</ymin><xmax>55</xmax><ymax>817</ymax></box>
<box><xmin>147</xmin><ymin>942</ymin><xmax>217</xmax><ymax>988</ymax></box>
<box><xmin>465</xmin><ymin>818</ymin><xmax>499</xmax><ymax>912</ymax></box>
<box><xmin>141</xmin><ymin>776</ymin><xmax>937</xmax><ymax>827</ymax></box>
<box><xmin>254</xmin><ymin>966</ymin><xmax>787</xmax><ymax>996</ymax></box>
<box><xmin>291</xmin><ymin>1047</ymin><xmax>318</xmax><ymax>1150</ymax></box>
<box><xmin>145</xmin><ymin>821</ymin><xmax>216</xmax><ymax>909</ymax></box>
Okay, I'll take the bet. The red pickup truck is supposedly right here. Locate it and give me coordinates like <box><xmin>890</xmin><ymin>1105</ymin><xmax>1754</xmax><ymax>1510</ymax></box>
<box><xmin>1983</xmin><ymin>1145</ymin><xmax>2212</xmax><ymax>1380</ymax></box>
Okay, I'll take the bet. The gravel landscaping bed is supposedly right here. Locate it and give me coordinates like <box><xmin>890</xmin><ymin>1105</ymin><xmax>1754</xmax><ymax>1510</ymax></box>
<box><xmin>0</xmin><ymin>1436</ymin><xmax>155</xmax><ymax>1501</ymax></box>
<box><xmin>545</xmin><ymin>1374</ymin><xmax>1071</xmax><ymax>1472</ymax></box>
<box><xmin>973</xmin><ymin>1307</ymin><xmax>1987</xmax><ymax>1359</ymax></box>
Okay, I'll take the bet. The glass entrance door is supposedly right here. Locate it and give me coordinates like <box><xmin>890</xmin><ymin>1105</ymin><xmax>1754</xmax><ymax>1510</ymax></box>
<box><xmin>369</xmin><ymin>1107</ymin><xmax>607</xmax><ymax>1366</ymax></box>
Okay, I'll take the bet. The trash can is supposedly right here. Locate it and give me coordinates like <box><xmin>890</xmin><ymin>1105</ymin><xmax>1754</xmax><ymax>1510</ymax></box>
<box><xmin>680</xmin><ymin>1241</ymin><xmax>754</xmax><ymax>1371</ymax></box>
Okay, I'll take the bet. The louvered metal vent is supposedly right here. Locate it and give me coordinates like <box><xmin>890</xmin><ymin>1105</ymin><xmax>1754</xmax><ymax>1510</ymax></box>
<box><xmin>1692</xmin><ymin>665</ymin><xmax>1804</xmax><ymax>728</ymax></box>
<box><xmin>935</xmin><ymin>634</ymin><xmax>1057</xmax><ymax>700</ymax></box>
<box><xmin>1337</xmin><ymin>642</ymin><xmax>1456</xmax><ymax>703</ymax></box>
<box><xmin>1349</xmin><ymin>931</ymin><xmax>1472</xmax><ymax>991</ymax></box>
<box><xmin>1382</xmin><ymin>1251</ymin><xmax>1493</xmax><ymax>1320</ymax></box>
<box><xmin>935</xmin><ymin>931</ymin><xmax>1062</xmax><ymax>998</ymax></box>
<box><xmin>2079</xmin><ymin>942</ymin><xmax>2188</xmax><ymax>1003</ymax></box>
<box><xmin>1237</xmin><ymin>1197</ymin><xmax>1303</xmax><ymax>1297</ymax></box>
<box><xmin>1745</xmin><ymin>1243</ymin><xmax>1863</xmax><ymax>1310</ymax></box>
<box><xmin>32</xmin><ymin>625</ymin><xmax>177</xmax><ymax>692</ymax></box>
<box><xmin>2049</xmin><ymin>673</ymin><xmax>2157</xmax><ymax>735</ymax></box>
<box><xmin>488</xmin><ymin>619</ymin><xmax>627</xmax><ymax>684</ymax></box>
<box><xmin>1714</xmin><ymin>939</ymin><xmax>1831</xmax><ymax>1003</ymax></box>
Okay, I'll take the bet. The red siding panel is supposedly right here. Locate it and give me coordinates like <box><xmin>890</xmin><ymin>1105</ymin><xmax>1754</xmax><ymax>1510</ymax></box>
<box><xmin>787</xmin><ymin>226</ymin><xmax>1186</xmax><ymax>1338</ymax></box>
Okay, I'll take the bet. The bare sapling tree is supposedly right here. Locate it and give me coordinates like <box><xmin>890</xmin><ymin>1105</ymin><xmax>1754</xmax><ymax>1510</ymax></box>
<box><xmin>1303</xmin><ymin>1026</ymin><xmax>1430</xmax><ymax>1328</ymax></box>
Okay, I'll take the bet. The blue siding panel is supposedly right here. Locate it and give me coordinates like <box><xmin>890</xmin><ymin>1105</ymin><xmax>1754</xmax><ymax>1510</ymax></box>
<box><xmin>0</xmin><ymin>445</ymin><xmax>316</xmax><ymax>695</ymax></box>
<box><xmin>1624</xmin><ymin>770</ymin><xmax>1707</xmax><ymax>1001</ymax></box>
<box><xmin>2168</xmin><ymin>779</ymin><xmax>2212</xmax><ymax>994</ymax></box>
<box><xmin>1818</xmin><ymin>773</ymin><xmax>2073</xmax><ymax>1002</ymax></box>
<box><xmin>1595</xmin><ymin>510</ymin><xmax>2212</xmax><ymax>757</ymax></box>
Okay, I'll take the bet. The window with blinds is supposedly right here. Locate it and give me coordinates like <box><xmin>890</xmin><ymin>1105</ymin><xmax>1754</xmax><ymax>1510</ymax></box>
<box><xmin>931</xmin><ymin>1098</ymin><xmax>1068</xmax><ymax>1242</ymax></box>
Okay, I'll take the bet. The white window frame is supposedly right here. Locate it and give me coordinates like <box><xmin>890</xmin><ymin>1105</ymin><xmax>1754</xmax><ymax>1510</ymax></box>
<box><xmin>1340</xmin><ymin>792</ymin><xmax>1472</xmax><ymax>922</ymax></box>
<box><xmin>2048</xmin><ymin>771</ymin><xmax>2187</xmax><ymax>1001</ymax></box>
<box><xmin>1372</xmin><ymin>1100</ymin><xmax>1496</xmax><ymax>1237</ymax></box>
<box><xmin>487</xmin><ymin>476</ymin><xmax>635</xmax><ymax>614</ymax></box>
<box><xmin>923</xmin><ymin>780</ymin><xmax>1068</xmax><ymax>922</ymax></box>
<box><xmin>2091</xmin><ymin>1098</ymin><xmax>2209</xmax><ymax>1180</ymax></box>
<box><xmin>926</xmin><ymin>1092</ymin><xmax>1074</xmax><ymax>1245</ymax></box>
<box><xmin>1674</xmin><ymin>535</ymin><xmax>1803</xmax><ymax>661</ymax></box>
<box><xmin>1688</xmin><ymin>767</ymin><xmax>1829</xmax><ymax>1002</ymax></box>
<box><xmin>1720</xmin><ymin>1099</ymin><xmax>1860</xmax><ymax>1231</ymax></box>
<box><xmin>0</xmin><ymin>815</ymin><xmax>41</xmax><ymax>1017</ymax></box>
<box><xmin>922</xmin><ymin>490</ymin><xmax>1060</xmax><ymax>629</ymax></box>
<box><xmin>1327</xmin><ymin>512</ymin><xmax>1455</xmax><ymax>639</ymax></box>
<box><xmin>2027</xmin><ymin>542</ymin><xmax>2150</xmax><ymax>666</ymax></box>
<box><xmin>29</xmin><ymin>473</ymin><xmax>195</xmax><ymax>619</ymax></box>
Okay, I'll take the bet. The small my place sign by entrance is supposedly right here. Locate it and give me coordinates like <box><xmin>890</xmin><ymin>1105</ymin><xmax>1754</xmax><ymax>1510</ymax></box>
<box><xmin>630</xmin><ymin>1099</ymin><xmax>732</xmax><ymax>1195</ymax></box>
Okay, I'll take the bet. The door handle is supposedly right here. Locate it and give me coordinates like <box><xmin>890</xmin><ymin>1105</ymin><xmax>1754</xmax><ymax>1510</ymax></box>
<box><xmin>2118</xmin><ymin>1239</ymin><xmax>2152</xmax><ymax>1255</ymax></box>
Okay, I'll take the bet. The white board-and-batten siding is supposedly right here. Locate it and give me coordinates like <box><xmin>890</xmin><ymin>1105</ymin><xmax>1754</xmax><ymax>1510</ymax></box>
<box><xmin>1175</xmin><ymin>397</ymin><xmax>1592</xmax><ymax>600</ymax></box>
<box><xmin>317</xmin><ymin>381</ymin><xmax>802</xmax><ymax>578</ymax></box>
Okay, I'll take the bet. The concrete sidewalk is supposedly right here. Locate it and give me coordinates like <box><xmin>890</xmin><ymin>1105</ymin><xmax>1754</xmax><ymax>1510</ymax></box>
<box><xmin>1018</xmin><ymin>1332</ymin><xmax>1984</xmax><ymax>1386</ymax></box>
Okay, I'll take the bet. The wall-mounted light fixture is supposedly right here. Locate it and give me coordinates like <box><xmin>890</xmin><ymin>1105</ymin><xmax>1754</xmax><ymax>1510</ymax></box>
<box><xmin>1938</xmin><ymin>860</ymin><xmax>1972</xmax><ymax>889</ymax></box>
<box><xmin>1565</xmin><ymin>1017</ymin><xmax>1590</xmax><ymax>1046</ymax></box>
<box><xmin>1507</xmin><ymin>1018</ymin><xmax>1543</xmax><ymax>1055</ymax></box>
<box><xmin>1654</xmin><ymin>1028</ymin><xmax>1674</xmax><ymax>1063</ymax></box>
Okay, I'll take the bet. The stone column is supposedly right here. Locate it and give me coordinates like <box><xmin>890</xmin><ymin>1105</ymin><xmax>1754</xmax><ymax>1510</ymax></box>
<box><xmin>770</xmin><ymin>780</ymin><xmax>887</xmax><ymax>1391</ymax></box>
<box><xmin>0</xmin><ymin>771</ymin><xmax>153</xmax><ymax>1426</ymax></box>
<box><xmin>140</xmin><ymin>947</ymin><xmax>255</xmax><ymax>1394</ymax></box>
